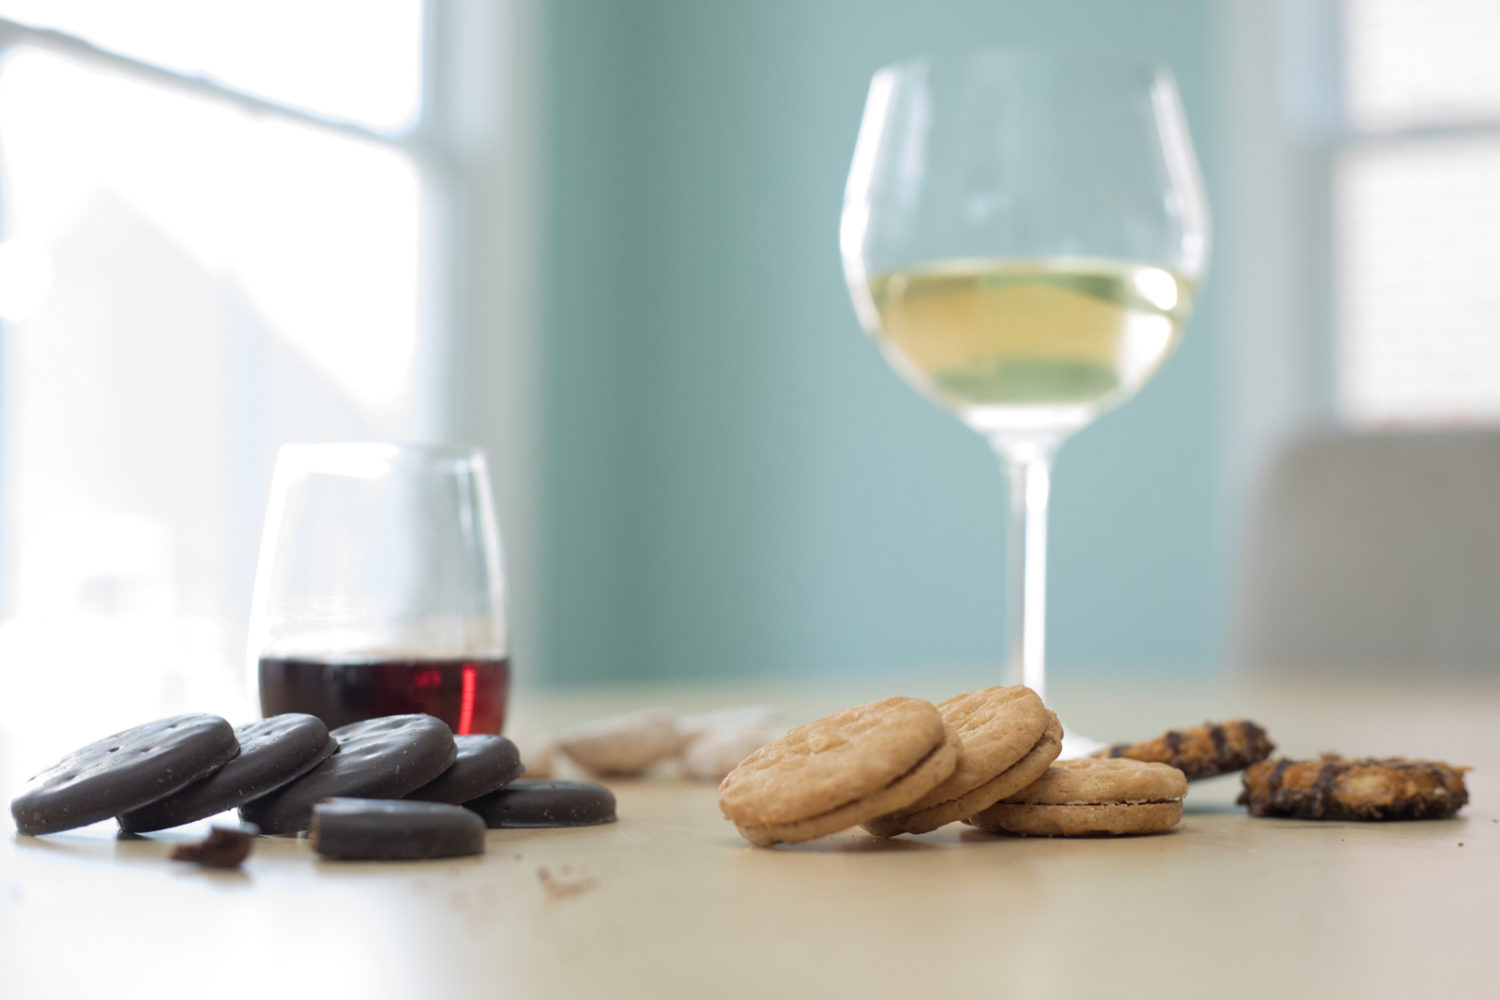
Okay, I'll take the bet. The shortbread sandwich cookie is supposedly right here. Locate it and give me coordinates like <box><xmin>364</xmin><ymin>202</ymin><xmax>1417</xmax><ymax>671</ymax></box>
<box><xmin>863</xmin><ymin>686</ymin><xmax>1060</xmax><ymax>837</ymax></box>
<box><xmin>718</xmin><ymin>696</ymin><xmax>959</xmax><ymax>847</ymax></box>
<box><xmin>966</xmin><ymin>757</ymin><xmax>1188</xmax><ymax>837</ymax></box>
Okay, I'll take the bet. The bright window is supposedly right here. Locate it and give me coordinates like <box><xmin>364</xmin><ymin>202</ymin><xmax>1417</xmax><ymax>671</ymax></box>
<box><xmin>1334</xmin><ymin>0</ymin><xmax>1500</xmax><ymax>424</ymax></box>
<box><xmin>0</xmin><ymin>0</ymin><xmax>423</xmax><ymax>129</ymax></box>
<box><xmin>0</xmin><ymin>7</ymin><xmax>442</xmax><ymax>747</ymax></box>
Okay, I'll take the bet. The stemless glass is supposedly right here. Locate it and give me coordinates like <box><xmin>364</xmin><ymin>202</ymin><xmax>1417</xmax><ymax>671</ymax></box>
<box><xmin>247</xmin><ymin>443</ymin><xmax>509</xmax><ymax>734</ymax></box>
<box><xmin>841</xmin><ymin>51</ymin><xmax>1209</xmax><ymax>750</ymax></box>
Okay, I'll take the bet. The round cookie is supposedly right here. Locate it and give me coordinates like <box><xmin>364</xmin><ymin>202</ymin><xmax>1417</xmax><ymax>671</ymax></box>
<box><xmin>556</xmin><ymin>707</ymin><xmax>682</xmax><ymax>776</ymax></box>
<box><xmin>311</xmin><ymin>798</ymin><xmax>486</xmax><ymax>860</ymax></box>
<box><xmin>11</xmin><ymin>714</ymin><xmax>239</xmax><ymax>836</ymax></box>
<box><xmin>240</xmin><ymin>714</ymin><xmax>456</xmax><ymax>835</ymax></box>
<box><xmin>406</xmin><ymin>734</ymin><xmax>524</xmax><ymax>804</ymax></box>
<box><xmin>681</xmin><ymin>719</ymin><xmax>782</xmax><ymax>783</ymax></box>
<box><xmin>1096</xmin><ymin>719</ymin><xmax>1275</xmax><ymax>780</ymax></box>
<box><xmin>1238</xmin><ymin>756</ymin><xmax>1469</xmax><ymax>821</ymax></box>
<box><xmin>717</xmin><ymin>696</ymin><xmax>959</xmax><ymax>847</ymax></box>
<box><xmin>862</xmin><ymin>687</ymin><xmax>1054</xmax><ymax>836</ymax></box>
<box><xmin>967</xmin><ymin>757</ymin><xmax>1188</xmax><ymax>837</ymax></box>
<box><xmin>119</xmin><ymin>714</ymin><xmax>336</xmax><ymax>832</ymax></box>
<box><xmin>465</xmin><ymin>779</ymin><xmax>617</xmax><ymax>828</ymax></box>
<box><xmin>978</xmin><ymin>800</ymin><xmax>1185</xmax><ymax>836</ymax></box>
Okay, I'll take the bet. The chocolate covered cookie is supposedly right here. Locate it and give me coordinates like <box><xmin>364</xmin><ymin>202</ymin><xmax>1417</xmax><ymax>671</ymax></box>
<box><xmin>11</xmin><ymin>714</ymin><xmax>239</xmax><ymax>836</ymax></box>
<box><xmin>240</xmin><ymin>714</ymin><xmax>456</xmax><ymax>835</ymax></box>
<box><xmin>120</xmin><ymin>714</ymin><xmax>335</xmax><ymax>832</ymax></box>
<box><xmin>465</xmin><ymin>779</ymin><xmax>617</xmax><ymax>828</ymax></box>
<box><xmin>407</xmin><ymin>734</ymin><xmax>523</xmax><ymax>804</ymax></box>
<box><xmin>311</xmin><ymin>798</ymin><xmax>485</xmax><ymax>860</ymax></box>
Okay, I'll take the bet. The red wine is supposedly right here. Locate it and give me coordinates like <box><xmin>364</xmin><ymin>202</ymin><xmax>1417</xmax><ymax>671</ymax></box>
<box><xmin>258</xmin><ymin>655</ymin><xmax>510</xmax><ymax>735</ymax></box>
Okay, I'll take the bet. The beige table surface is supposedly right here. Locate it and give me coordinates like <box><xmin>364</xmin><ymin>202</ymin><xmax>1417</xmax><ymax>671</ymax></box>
<box><xmin>2</xmin><ymin>672</ymin><xmax>1496</xmax><ymax>1000</ymax></box>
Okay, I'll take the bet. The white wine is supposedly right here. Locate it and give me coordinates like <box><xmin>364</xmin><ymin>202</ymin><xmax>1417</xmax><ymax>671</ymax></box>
<box><xmin>865</xmin><ymin>258</ymin><xmax>1194</xmax><ymax>436</ymax></box>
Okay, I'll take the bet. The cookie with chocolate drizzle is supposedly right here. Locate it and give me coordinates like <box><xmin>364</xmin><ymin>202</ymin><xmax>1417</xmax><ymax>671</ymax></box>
<box><xmin>1094</xmin><ymin>719</ymin><xmax>1274</xmax><ymax>780</ymax></box>
<box><xmin>1238</xmin><ymin>755</ymin><xmax>1469</xmax><ymax>820</ymax></box>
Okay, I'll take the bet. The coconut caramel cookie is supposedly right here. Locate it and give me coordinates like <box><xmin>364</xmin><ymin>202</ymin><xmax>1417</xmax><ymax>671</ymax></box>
<box><xmin>966</xmin><ymin>757</ymin><xmax>1188</xmax><ymax>837</ymax></box>
<box><xmin>1238</xmin><ymin>755</ymin><xmax>1469</xmax><ymax>820</ymax></box>
<box><xmin>863</xmin><ymin>686</ymin><xmax>1059</xmax><ymax>837</ymax></box>
<box><xmin>718</xmin><ymin>696</ymin><xmax>959</xmax><ymax>847</ymax></box>
<box><xmin>1094</xmin><ymin>719</ymin><xmax>1274</xmax><ymax>780</ymax></box>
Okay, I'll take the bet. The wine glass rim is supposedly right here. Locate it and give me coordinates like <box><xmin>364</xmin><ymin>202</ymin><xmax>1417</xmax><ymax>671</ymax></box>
<box><xmin>870</xmin><ymin>46</ymin><xmax>1174</xmax><ymax>85</ymax></box>
<box><xmin>274</xmin><ymin>441</ymin><xmax>487</xmax><ymax>472</ymax></box>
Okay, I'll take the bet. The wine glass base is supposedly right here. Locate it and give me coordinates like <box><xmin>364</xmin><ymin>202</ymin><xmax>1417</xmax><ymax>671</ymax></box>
<box><xmin>1058</xmin><ymin>726</ymin><xmax>1108</xmax><ymax>760</ymax></box>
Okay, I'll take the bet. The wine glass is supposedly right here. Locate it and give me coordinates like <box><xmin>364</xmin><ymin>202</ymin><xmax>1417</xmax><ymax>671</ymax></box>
<box><xmin>841</xmin><ymin>50</ymin><xmax>1209</xmax><ymax>754</ymax></box>
<box><xmin>247</xmin><ymin>443</ymin><xmax>510</xmax><ymax>735</ymax></box>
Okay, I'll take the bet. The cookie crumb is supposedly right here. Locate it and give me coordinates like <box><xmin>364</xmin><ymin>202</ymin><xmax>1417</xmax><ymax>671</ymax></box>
<box><xmin>1458</xmin><ymin>842</ymin><xmax>1464</xmax><ymax>847</ymax></box>
<box><xmin>170</xmin><ymin>825</ymin><xmax>256</xmax><ymax>868</ymax></box>
<box><xmin>537</xmin><ymin>865</ymin><xmax>598</xmax><ymax>899</ymax></box>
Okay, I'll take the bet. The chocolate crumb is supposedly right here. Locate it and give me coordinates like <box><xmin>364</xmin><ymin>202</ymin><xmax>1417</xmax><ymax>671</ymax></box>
<box><xmin>170</xmin><ymin>825</ymin><xmax>256</xmax><ymax>868</ymax></box>
<box><xmin>1458</xmin><ymin>842</ymin><xmax>1464</xmax><ymax>847</ymax></box>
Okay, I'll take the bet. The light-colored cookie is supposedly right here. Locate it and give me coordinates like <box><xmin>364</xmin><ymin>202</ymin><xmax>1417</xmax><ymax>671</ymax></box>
<box><xmin>678</xmin><ymin>706</ymin><xmax>779</xmax><ymax>742</ymax></box>
<box><xmin>681</xmin><ymin>719</ymin><xmax>782</xmax><ymax>782</ymax></box>
<box><xmin>862</xmin><ymin>687</ymin><xmax>1051</xmax><ymax>836</ymax></box>
<box><xmin>519</xmin><ymin>741</ymin><xmax>554</xmax><ymax>779</ymax></box>
<box><xmin>967</xmin><ymin>757</ymin><xmax>1188</xmax><ymax>837</ymax></box>
<box><xmin>730</xmin><ymin>728</ymin><xmax>962</xmax><ymax>846</ymax></box>
<box><xmin>504</xmin><ymin>725</ymin><xmax>556</xmax><ymax>779</ymax></box>
<box><xmin>718</xmin><ymin>696</ymin><xmax>954</xmax><ymax>846</ymax></box>
<box><xmin>864</xmin><ymin>718</ymin><xmax>1062</xmax><ymax>837</ymax></box>
<box><xmin>556</xmin><ymin>707</ymin><xmax>682</xmax><ymax>775</ymax></box>
<box><xmin>973</xmin><ymin>800</ymin><xmax>1183</xmax><ymax>836</ymax></box>
<box><xmin>1002</xmin><ymin>757</ymin><xmax>1188</xmax><ymax>805</ymax></box>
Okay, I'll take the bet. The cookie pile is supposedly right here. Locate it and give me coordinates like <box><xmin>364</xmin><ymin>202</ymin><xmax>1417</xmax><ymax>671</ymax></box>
<box><xmin>10</xmin><ymin>712</ymin><xmax>617</xmax><ymax>862</ymax></box>
<box><xmin>555</xmin><ymin>705</ymin><xmax>783</xmax><ymax>782</ymax></box>
<box><xmin>717</xmin><ymin>687</ymin><xmax>1191</xmax><ymax>847</ymax></box>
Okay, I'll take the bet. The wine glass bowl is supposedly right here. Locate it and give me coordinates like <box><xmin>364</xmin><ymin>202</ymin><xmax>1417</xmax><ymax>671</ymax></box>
<box><xmin>841</xmin><ymin>50</ymin><xmax>1209</xmax><ymax>747</ymax></box>
<box><xmin>863</xmin><ymin>257</ymin><xmax>1196</xmax><ymax>439</ymax></box>
<box><xmin>247</xmin><ymin>443</ymin><xmax>509</xmax><ymax>735</ymax></box>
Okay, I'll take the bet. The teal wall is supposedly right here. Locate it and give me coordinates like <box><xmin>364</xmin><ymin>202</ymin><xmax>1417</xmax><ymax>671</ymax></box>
<box><xmin>539</xmin><ymin>0</ymin><xmax>1227</xmax><ymax>685</ymax></box>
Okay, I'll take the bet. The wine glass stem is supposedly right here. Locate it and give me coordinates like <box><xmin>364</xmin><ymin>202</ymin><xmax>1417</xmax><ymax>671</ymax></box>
<box><xmin>997</xmin><ymin>439</ymin><xmax>1057</xmax><ymax>701</ymax></box>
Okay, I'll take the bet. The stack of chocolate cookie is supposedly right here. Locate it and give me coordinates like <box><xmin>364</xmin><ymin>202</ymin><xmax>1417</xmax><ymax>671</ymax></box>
<box><xmin>717</xmin><ymin>687</ymin><xmax>1194</xmax><ymax>847</ymax></box>
<box><xmin>10</xmin><ymin>711</ymin><xmax>618</xmax><ymax>862</ymax></box>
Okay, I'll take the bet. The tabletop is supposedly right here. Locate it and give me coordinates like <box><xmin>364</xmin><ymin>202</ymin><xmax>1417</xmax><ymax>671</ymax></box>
<box><xmin>2</xmin><ymin>671</ymin><xmax>1495</xmax><ymax>1000</ymax></box>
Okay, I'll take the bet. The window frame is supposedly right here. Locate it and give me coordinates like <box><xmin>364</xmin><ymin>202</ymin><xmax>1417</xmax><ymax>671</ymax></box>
<box><xmin>0</xmin><ymin>4</ymin><xmax>545</xmax><ymax>679</ymax></box>
<box><xmin>1322</xmin><ymin>0</ymin><xmax>1500</xmax><ymax>425</ymax></box>
<box><xmin>0</xmin><ymin>10</ymin><xmax>455</xmax><ymax>617</ymax></box>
